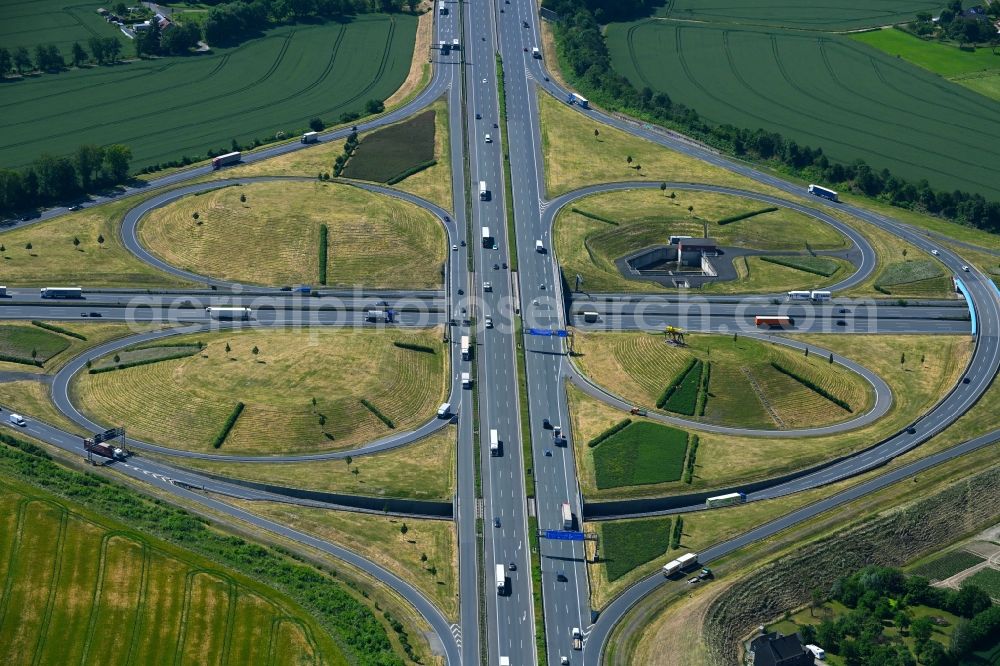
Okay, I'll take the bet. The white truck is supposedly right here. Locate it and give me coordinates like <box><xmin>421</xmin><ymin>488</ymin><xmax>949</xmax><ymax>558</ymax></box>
<box><xmin>206</xmin><ymin>306</ymin><xmax>252</xmax><ymax>320</ymax></box>
<box><xmin>810</xmin><ymin>290</ymin><xmax>832</xmax><ymax>302</ymax></box>
<box><xmin>40</xmin><ymin>287</ymin><xmax>83</xmax><ymax>299</ymax></box>
<box><xmin>787</xmin><ymin>290</ymin><xmax>811</xmax><ymax>300</ymax></box>
<box><xmin>479</xmin><ymin>181</ymin><xmax>489</xmax><ymax>201</ymax></box>
<box><xmin>532</xmin><ymin>46</ymin><xmax>541</xmax><ymax>58</ymax></box>
<box><xmin>662</xmin><ymin>552</ymin><xmax>699</xmax><ymax>577</ymax></box>
<box><xmin>572</xmin><ymin>627</ymin><xmax>582</xmax><ymax>650</ymax></box>
<box><xmin>461</xmin><ymin>335</ymin><xmax>471</xmax><ymax>361</ymax></box>
<box><xmin>570</xmin><ymin>92</ymin><xmax>589</xmax><ymax>108</ymax></box>
<box><xmin>561</xmin><ymin>502</ymin><xmax>573</xmax><ymax>530</ymax></box>
<box><xmin>301</xmin><ymin>131</ymin><xmax>319</xmax><ymax>144</ymax></box>
<box><xmin>489</xmin><ymin>429</ymin><xmax>499</xmax><ymax>456</ymax></box>
<box><xmin>462</xmin><ymin>372</ymin><xmax>472</xmax><ymax>388</ymax></box>
<box><xmin>808</xmin><ymin>184</ymin><xmax>839</xmax><ymax>202</ymax></box>
<box><xmin>499</xmin><ymin>659</ymin><xmax>510</xmax><ymax>666</ymax></box>
<box><xmin>535</xmin><ymin>239</ymin><xmax>544</xmax><ymax>253</ymax></box>
<box><xmin>496</xmin><ymin>564</ymin><xmax>505</xmax><ymax>594</ymax></box>
<box><xmin>8</xmin><ymin>413</ymin><xmax>26</xmax><ymax>427</ymax></box>
<box><xmin>211</xmin><ymin>151</ymin><xmax>241</xmax><ymax>169</ymax></box>
<box><xmin>583</xmin><ymin>311</ymin><xmax>599</xmax><ymax>323</ymax></box>
<box><xmin>437</xmin><ymin>402</ymin><xmax>451</xmax><ymax>418</ymax></box>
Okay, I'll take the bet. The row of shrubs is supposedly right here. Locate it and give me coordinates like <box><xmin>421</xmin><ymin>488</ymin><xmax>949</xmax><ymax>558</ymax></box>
<box><xmin>670</xmin><ymin>515</ymin><xmax>684</xmax><ymax>550</ymax></box>
<box><xmin>333</xmin><ymin>130</ymin><xmax>360</xmax><ymax>178</ymax></box>
<box><xmin>360</xmin><ymin>398</ymin><xmax>395</xmax><ymax>429</ymax></box>
<box><xmin>211</xmin><ymin>402</ymin><xmax>245</xmax><ymax>449</ymax></box>
<box><xmin>386</xmin><ymin>160</ymin><xmax>437</xmax><ymax>185</ymax></box>
<box><xmin>32</xmin><ymin>320</ymin><xmax>87</xmax><ymax>340</ymax></box>
<box><xmin>0</xmin><ymin>353</ymin><xmax>42</xmax><ymax>368</ymax></box>
<box><xmin>319</xmin><ymin>224</ymin><xmax>328</xmax><ymax>285</ymax></box>
<box><xmin>770</xmin><ymin>362</ymin><xmax>853</xmax><ymax>412</ymax></box>
<box><xmin>392</xmin><ymin>341</ymin><xmax>436</xmax><ymax>354</ymax></box>
<box><xmin>717</xmin><ymin>207</ymin><xmax>778</xmax><ymax>226</ymax></box>
<box><xmin>571</xmin><ymin>207</ymin><xmax>619</xmax><ymax>226</ymax></box>
<box><xmin>760</xmin><ymin>255</ymin><xmax>838</xmax><ymax>277</ymax></box>
<box><xmin>682</xmin><ymin>434</ymin><xmax>699</xmax><ymax>484</ymax></box>
<box><xmin>87</xmin><ymin>349</ymin><xmax>201</xmax><ymax>374</ymax></box>
<box><xmin>587</xmin><ymin>418</ymin><xmax>632</xmax><ymax>448</ymax></box>
<box><xmin>695</xmin><ymin>362</ymin><xmax>712</xmax><ymax>417</ymax></box>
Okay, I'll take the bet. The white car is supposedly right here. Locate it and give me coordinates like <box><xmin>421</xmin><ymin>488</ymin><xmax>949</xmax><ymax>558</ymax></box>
<box><xmin>962</xmin><ymin>265</ymin><xmax>970</xmax><ymax>271</ymax></box>
<box><xmin>484</xmin><ymin>134</ymin><xmax>492</xmax><ymax>143</ymax></box>
<box><xmin>931</xmin><ymin>249</ymin><xmax>940</xmax><ymax>256</ymax></box>
<box><xmin>483</xmin><ymin>281</ymin><xmax>492</xmax><ymax>292</ymax></box>
<box><xmin>485</xmin><ymin>316</ymin><xmax>493</xmax><ymax>328</ymax></box>
<box><xmin>452</xmin><ymin>244</ymin><xmax>458</xmax><ymax>251</ymax></box>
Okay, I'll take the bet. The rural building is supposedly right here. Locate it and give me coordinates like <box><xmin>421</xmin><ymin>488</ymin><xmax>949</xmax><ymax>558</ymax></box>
<box><xmin>748</xmin><ymin>631</ymin><xmax>814</xmax><ymax>666</ymax></box>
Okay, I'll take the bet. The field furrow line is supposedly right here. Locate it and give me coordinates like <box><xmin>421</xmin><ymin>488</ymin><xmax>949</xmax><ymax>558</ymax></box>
<box><xmin>171</xmin><ymin>570</ymin><xmax>198</xmax><ymax>666</ymax></box>
<box><xmin>123</xmin><ymin>540</ymin><xmax>151</xmax><ymax>666</ymax></box>
<box><xmin>0</xmin><ymin>499</ymin><xmax>29</xmax><ymax>634</ymax></box>
<box><xmin>78</xmin><ymin>531</ymin><xmax>114</xmax><ymax>666</ymax></box>
<box><xmin>30</xmin><ymin>507</ymin><xmax>69</xmax><ymax>666</ymax></box>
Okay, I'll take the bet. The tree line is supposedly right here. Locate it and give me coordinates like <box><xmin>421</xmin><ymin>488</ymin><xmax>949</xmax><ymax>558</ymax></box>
<box><xmin>800</xmin><ymin>565</ymin><xmax>999</xmax><ymax>665</ymax></box>
<box><xmin>907</xmin><ymin>0</ymin><xmax>1000</xmax><ymax>46</ymax></box>
<box><xmin>0</xmin><ymin>144</ymin><xmax>132</xmax><ymax>216</ymax></box>
<box><xmin>543</xmin><ymin>0</ymin><xmax>1000</xmax><ymax>233</ymax></box>
<box><xmin>0</xmin><ymin>36</ymin><xmax>124</xmax><ymax>77</ymax></box>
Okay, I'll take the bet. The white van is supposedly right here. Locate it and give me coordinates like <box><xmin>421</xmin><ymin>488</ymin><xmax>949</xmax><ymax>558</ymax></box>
<box><xmin>8</xmin><ymin>413</ymin><xmax>26</xmax><ymax>427</ymax></box>
<box><xmin>484</xmin><ymin>133</ymin><xmax>492</xmax><ymax>143</ymax></box>
<box><xmin>462</xmin><ymin>372</ymin><xmax>473</xmax><ymax>388</ymax></box>
<box><xmin>535</xmin><ymin>239</ymin><xmax>544</xmax><ymax>253</ymax></box>
<box><xmin>437</xmin><ymin>403</ymin><xmax>451</xmax><ymax>418</ymax></box>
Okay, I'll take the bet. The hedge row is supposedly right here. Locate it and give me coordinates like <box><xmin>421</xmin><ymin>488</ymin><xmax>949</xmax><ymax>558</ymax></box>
<box><xmin>319</xmin><ymin>224</ymin><xmax>328</xmax><ymax>286</ymax></box>
<box><xmin>696</xmin><ymin>361</ymin><xmax>712</xmax><ymax>417</ymax></box>
<box><xmin>587</xmin><ymin>418</ymin><xmax>632</xmax><ymax>448</ymax></box>
<box><xmin>360</xmin><ymin>398</ymin><xmax>395</xmax><ymax>429</ymax></box>
<box><xmin>657</xmin><ymin>358</ymin><xmax>698</xmax><ymax>409</ymax></box>
<box><xmin>670</xmin><ymin>515</ymin><xmax>684</xmax><ymax>550</ymax></box>
<box><xmin>212</xmin><ymin>402</ymin><xmax>245</xmax><ymax>449</ymax></box>
<box><xmin>31</xmin><ymin>320</ymin><xmax>86</xmax><ymax>340</ymax></box>
<box><xmin>392</xmin><ymin>341</ymin><xmax>436</xmax><ymax>354</ymax></box>
<box><xmin>759</xmin><ymin>256</ymin><xmax>838</xmax><ymax>277</ymax></box>
<box><xmin>88</xmin><ymin>349</ymin><xmax>201</xmax><ymax>374</ymax></box>
<box><xmin>127</xmin><ymin>342</ymin><xmax>203</xmax><ymax>352</ymax></box>
<box><xmin>386</xmin><ymin>159</ymin><xmax>437</xmax><ymax>185</ymax></box>
<box><xmin>683</xmin><ymin>434</ymin><xmax>699</xmax><ymax>484</ymax></box>
<box><xmin>0</xmin><ymin>353</ymin><xmax>43</xmax><ymax>368</ymax></box>
<box><xmin>570</xmin><ymin>207</ymin><xmax>619</xmax><ymax>226</ymax></box>
<box><xmin>770</xmin><ymin>362</ymin><xmax>852</xmax><ymax>412</ymax></box>
<box><xmin>716</xmin><ymin>207</ymin><xmax>778</xmax><ymax>226</ymax></box>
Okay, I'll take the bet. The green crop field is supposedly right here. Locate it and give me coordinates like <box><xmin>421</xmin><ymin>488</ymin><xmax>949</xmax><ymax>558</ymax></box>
<box><xmin>343</xmin><ymin>109</ymin><xmax>436</xmax><ymax>182</ymax></box>
<box><xmin>592</xmin><ymin>421</ymin><xmax>688</xmax><ymax>489</ymax></box>
<box><xmin>139</xmin><ymin>181</ymin><xmax>445</xmax><ymax>288</ymax></box>
<box><xmin>0</xmin><ymin>478</ymin><xmax>339</xmax><ymax>666</ymax></box>
<box><xmin>74</xmin><ymin>328</ymin><xmax>448</xmax><ymax>455</ymax></box>
<box><xmin>964</xmin><ymin>568</ymin><xmax>1000</xmax><ymax>599</ymax></box>
<box><xmin>0</xmin><ymin>324</ymin><xmax>70</xmax><ymax>363</ymax></box>
<box><xmin>0</xmin><ymin>0</ymin><xmax>130</xmax><ymax>55</ymax></box>
<box><xmin>910</xmin><ymin>550</ymin><xmax>986</xmax><ymax>581</ymax></box>
<box><xmin>657</xmin><ymin>0</ymin><xmax>942</xmax><ymax>31</ymax></box>
<box><xmin>573</xmin><ymin>332</ymin><xmax>872</xmax><ymax>429</ymax></box>
<box><xmin>553</xmin><ymin>188</ymin><xmax>850</xmax><ymax>293</ymax></box>
<box><xmin>599</xmin><ymin>517</ymin><xmax>672</xmax><ymax>582</ymax></box>
<box><xmin>606</xmin><ymin>20</ymin><xmax>1000</xmax><ymax>199</ymax></box>
<box><xmin>0</xmin><ymin>16</ymin><xmax>415</xmax><ymax>170</ymax></box>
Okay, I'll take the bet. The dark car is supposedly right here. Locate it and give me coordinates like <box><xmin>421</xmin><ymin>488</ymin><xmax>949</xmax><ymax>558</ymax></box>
<box><xmin>963</xmin><ymin>377</ymin><xmax>971</xmax><ymax>384</ymax></box>
<box><xmin>542</xmin><ymin>418</ymin><xmax>552</xmax><ymax>429</ymax></box>
<box><xmin>556</xmin><ymin>573</ymin><xmax>567</xmax><ymax>582</ymax></box>
<box><xmin>906</xmin><ymin>427</ymin><xmax>917</xmax><ymax>434</ymax></box>
<box><xmin>509</xmin><ymin>562</ymin><xmax>517</xmax><ymax>571</ymax></box>
<box><xmin>89</xmin><ymin>312</ymin><xmax>102</xmax><ymax>317</ymax></box>
<box><xmin>494</xmin><ymin>517</ymin><xmax>501</xmax><ymax>528</ymax></box>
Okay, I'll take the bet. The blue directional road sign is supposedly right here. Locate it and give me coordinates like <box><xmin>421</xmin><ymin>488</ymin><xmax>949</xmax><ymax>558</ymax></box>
<box><xmin>527</xmin><ymin>328</ymin><xmax>570</xmax><ymax>338</ymax></box>
<box><xmin>543</xmin><ymin>530</ymin><xmax>585</xmax><ymax>541</ymax></box>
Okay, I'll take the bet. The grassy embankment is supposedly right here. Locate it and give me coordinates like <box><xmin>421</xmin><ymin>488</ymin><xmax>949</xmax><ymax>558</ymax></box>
<box><xmin>171</xmin><ymin>426</ymin><xmax>456</xmax><ymax>500</ymax></box>
<box><xmin>140</xmin><ymin>180</ymin><xmax>445</xmax><ymax>288</ymax></box>
<box><xmin>553</xmin><ymin>188</ymin><xmax>852</xmax><ymax>294</ymax></box>
<box><xmin>74</xmin><ymin>328</ymin><xmax>448</xmax><ymax>455</ymax></box>
<box><xmin>570</xmin><ymin>334</ymin><xmax>970</xmax><ymax>499</ymax></box>
<box><xmin>573</xmin><ymin>331</ymin><xmax>872</xmax><ymax>429</ymax></box>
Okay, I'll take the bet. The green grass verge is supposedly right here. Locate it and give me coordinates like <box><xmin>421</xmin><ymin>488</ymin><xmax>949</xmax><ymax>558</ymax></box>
<box><xmin>601</xmin><ymin>517</ymin><xmax>672</xmax><ymax>581</ymax></box>
<box><xmin>875</xmin><ymin>259</ymin><xmax>945</xmax><ymax>288</ymax></box>
<box><xmin>527</xmin><ymin>515</ymin><xmax>548</xmax><ymax>666</ymax></box>
<box><xmin>496</xmin><ymin>53</ymin><xmax>518</xmax><ymax>272</ymax></box>
<box><xmin>592</xmin><ymin>421</ymin><xmax>688</xmax><ymax>489</ymax></box>
<box><xmin>342</xmin><ymin>110</ymin><xmax>436</xmax><ymax>182</ymax></box>
<box><xmin>759</xmin><ymin>255</ymin><xmax>841</xmax><ymax>277</ymax></box>
<box><xmin>515</xmin><ymin>317</ymin><xmax>534</xmax><ymax>496</ymax></box>
<box><xmin>0</xmin><ymin>324</ymin><xmax>71</xmax><ymax>363</ymax></box>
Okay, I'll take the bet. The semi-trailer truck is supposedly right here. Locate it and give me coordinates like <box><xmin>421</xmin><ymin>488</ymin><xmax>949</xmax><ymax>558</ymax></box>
<box><xmin>301</xmin><ymin>131</ymin><xmax>319</xmax><ymax>144</ymax></box>
<box><xmin>40</xmin><ymin>287</ymin><xmax>83</xmax><ymax>299</ymax></box>
<box><xmin>706</xmin><ymin>492</ymin><xmax>746</xmax><ymax>508</ymax></box>
<box><xmin>212</xmin><ymin>151</ymin><xmax>241</xmax><ymax>169</ymax></box>
<box><xmin>206</xmin><ymin>307</ymin><xmax>252</xmax><ymax>320</ymax></box>
<box><xmin>662</xmin><ymin>552</ymin><xmax>699</xmax><ymax>576</ymax></box>
<box><xmin>481</xmin><ymin>226</ymin><xmax>493</xmax><ymax>248</ymax></box>
<box><xmin>570</xmin><ymin>93</ymin><xmax>589</xmax><ymax>108</ymax></box>
<box><xmin>755</xmin><ymin>315</ymin><xmax>791</xmax><ymax>327</ymax></box>
<box><xmin>561</xmin><ymin>502</ymin><xmax>573</xmax><ymax>530</ymax></box>
<box><xmin>787</xmin><ymin>290</ymin><xmax>811</xmax><ymax>300</ymax></box>
<box><xmin>496</xmin><ymin>564</ymin><xmax>505</xmax><ymax>594</ymax></box>
<box><xmin>810</xmin><ymin>290</ymin><xmax>832</xmax><ymax>301</ymax></box>
<box><xmin>461</xmin><ymin>335</ymin><xmax>471</xmax><ymax>360</ymax></box>
<box><xmin>366</xmin><ymin>309</ymin><xmax>395</xmax><ymax>323</ymax></box>
<box><xmin>84</xmin><ymin>437</ymin><xmax>126</xmax><ymax>461</ymax></box>
<box><xmin>808</xmin><ymin>184</ymin><xmax>839</xmax><ymax>202</ymax></box>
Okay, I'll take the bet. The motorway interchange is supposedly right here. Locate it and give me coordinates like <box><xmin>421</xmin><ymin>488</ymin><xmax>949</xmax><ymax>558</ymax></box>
<box><xmin>2</xmin><ymin>0</ymin><xmax>1000</xmax><ymax>664</ymax></box>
